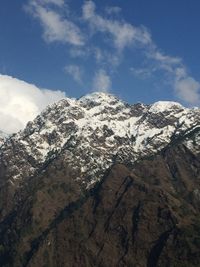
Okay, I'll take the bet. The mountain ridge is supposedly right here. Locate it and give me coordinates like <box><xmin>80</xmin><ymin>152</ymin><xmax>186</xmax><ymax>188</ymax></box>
<box><xmin>0</xmin><ymin>92</ymin><xmax>199</xmax><ymax>189</ymax></box>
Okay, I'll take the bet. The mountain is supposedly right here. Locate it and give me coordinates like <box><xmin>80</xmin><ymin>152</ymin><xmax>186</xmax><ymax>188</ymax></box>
<box><xmin>0</xmin><ymin>92</ymin><xmax>200</xmax><ymax>266</ymax></box>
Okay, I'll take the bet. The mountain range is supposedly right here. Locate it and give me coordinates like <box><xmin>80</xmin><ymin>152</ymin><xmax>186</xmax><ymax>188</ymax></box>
<box><xmin>0</xmin><ymin>92</ymin><xmax>200</xmax><ymax>267</ymax></box>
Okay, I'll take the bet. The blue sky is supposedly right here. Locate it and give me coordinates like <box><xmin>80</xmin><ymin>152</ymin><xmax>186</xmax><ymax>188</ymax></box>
<box><xmin>1</xmin><ymin>0</ymin><xmax>200</xmax><ymax>108</ymax></box>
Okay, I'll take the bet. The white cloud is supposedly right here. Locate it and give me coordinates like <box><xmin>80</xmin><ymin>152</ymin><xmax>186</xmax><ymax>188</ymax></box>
<box><xmin>64</xmin><ymin>64</ymin><xmax>83</xmax><ymax>83</ymax></box>
<box><xmin>26</xmin><ymin>0</ymin><xmax>85</xmax><ymax>46</ymax></box>
<box><xmin>150</xmin><ymin>51</ymin><xmax>181</xmax><ymax>65</ymax></box>
<box><xmin>175</xmin><ymin>77</ymin><xmax>200</xmax><ymax>105</ymax></box>
<box><xmin>174</xmin><ymin>68</ymin><xmax>200</xmax><ymax>105</ymax></box>
<box><xmin>0</xmin><ymin>74</ymin><xmax>66</xmax><ymax>134</ymax></box>
<box><xmin>93</xmin><ymin>69</ymin><xmax>111</xmax><ymax>92</ymax></box>
<box><xmin>147</xmin><ymin>49</ymin><xmax>181</xmax><ymax>72</ymax></box>
<box><xmin>82</xmin><ymin>1</ymin><xmax>151</xmax><ymax>51</ymax></box>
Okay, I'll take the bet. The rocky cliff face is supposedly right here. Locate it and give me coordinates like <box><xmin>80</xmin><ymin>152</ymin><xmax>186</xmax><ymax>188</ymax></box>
<box><xmin>0</xmin><ymin>92</ymin><xmax>200</xmax><ymax>266</ymax></box>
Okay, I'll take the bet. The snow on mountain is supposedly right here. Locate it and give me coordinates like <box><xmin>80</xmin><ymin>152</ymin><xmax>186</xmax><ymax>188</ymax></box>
<box><xmin>149</xmin><ymin>101</ymin><xmax>183</xmax><ymax>113</ymax></box>
<box><xmin>1</xmin><ymin>92</ymin><xmax>200</xmax><ymax>188</ymax></box>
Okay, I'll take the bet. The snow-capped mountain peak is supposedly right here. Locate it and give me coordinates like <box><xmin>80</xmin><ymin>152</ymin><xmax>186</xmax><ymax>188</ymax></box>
<box><xmin>149</xmin><ymin>101</ymin><xmax>183</xmax><ymax>113</ymax></box>
<box><xmin>0</xmin><ymin>92</ymin><xmax>200</xmax><ymax>188</ymax></box>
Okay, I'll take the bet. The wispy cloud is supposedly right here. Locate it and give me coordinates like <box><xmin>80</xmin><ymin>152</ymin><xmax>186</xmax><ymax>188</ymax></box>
<box><xmin>93</xmin><ymin>69</ymin><xmax>111</xmax><ymax>92</ymax></box>
<box><xmin>119</xmin><ymin>24</ymin><xmax>200</xmax><ymax>105</ymax></box>
<box><xmin>0</xmin><ymin>74</ymin><xmax>66</xmax><ymax>134</ymax></box>
<box><xmin>69</xmin><ymin>47</ymin><xmax>89</xmax><ymax>58</ymax></box>
<box><xmin>105</xmin><ymin>6</ymin><xmax>122</xmax><ymax>15</ymax></box>
<box><xmin>25</xmin><ymin>0</ymin><xmax>85</xmax><ymax>46</ymax></box>
<box><xmin>140</xmin><ymin>47</ymin><xmax>200</xmax><ymax>105</ymax></box>
<box><xmin>130</xmin><ymin>67</ymin><xmax>154</xmax><ymax>79</ymax></box>
<box><xmin>82</xmin><ymin>1</ymin><xmax>151</xmax><ymax>51</ymax></box>
<box><xmin>39</xmin><ymin>0</ymin><xmax>65</xmax><ymax>7</ymax></box>
<box><xmin>82</xmin><ymin>1</ymin><xmax>200</xmax><ymax>104</ymax></box>
<box><xmin>24</xmin><ymin>0</ymin><xmax>200</xmax><ymax>105</ymax></box>
<box><xmin>64</xmin><ymin>64</ymin><xmax>83</xmax><ymax>84</ymax></box>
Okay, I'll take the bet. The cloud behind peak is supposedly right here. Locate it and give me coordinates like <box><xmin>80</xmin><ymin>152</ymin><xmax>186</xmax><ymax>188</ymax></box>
<box><xmin>0</xmin><ymin>74</ymin><xmax>66</xmax><ymax>134</ymax></box>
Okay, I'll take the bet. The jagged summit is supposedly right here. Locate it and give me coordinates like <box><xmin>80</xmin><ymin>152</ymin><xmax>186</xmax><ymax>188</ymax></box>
<box><xmin>79</xmin><ymin>91</ymin><xmax>118</xmax><ymax>102</ymax></box>
<box><xmin>59</xmin><ymin>92</ymin><xmax>185</xmax><ymax>112</ymax></box>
